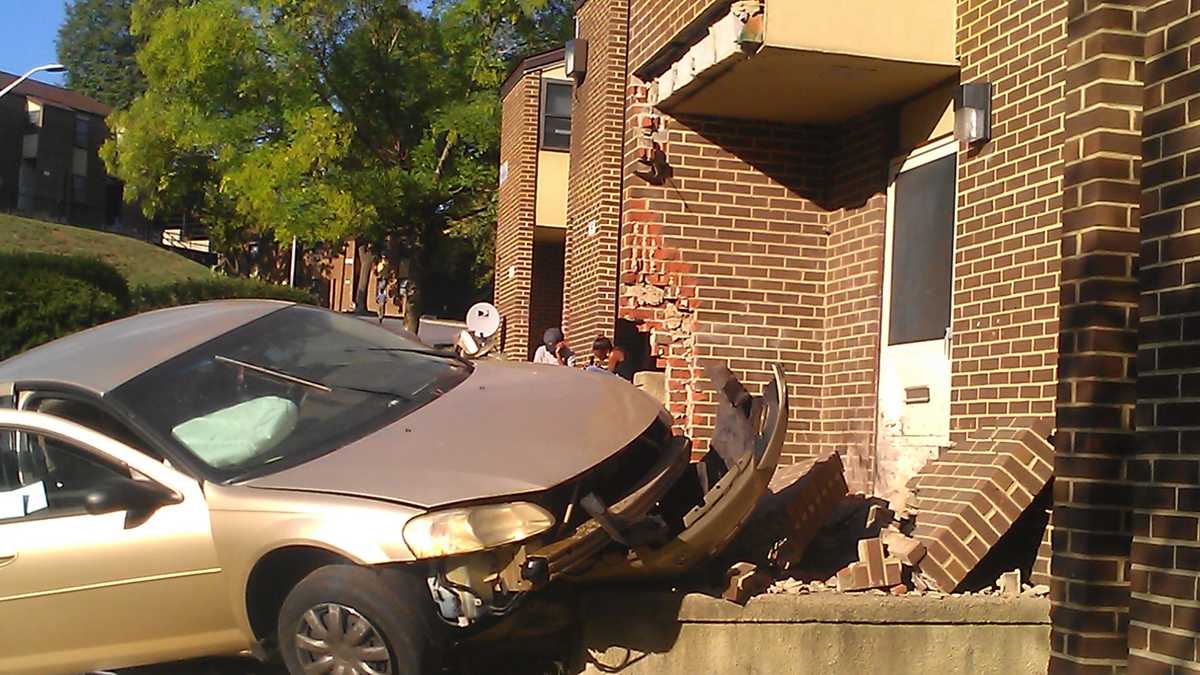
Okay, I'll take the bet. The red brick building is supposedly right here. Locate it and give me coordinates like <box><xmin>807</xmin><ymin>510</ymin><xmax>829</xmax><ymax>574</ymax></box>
<box><xmin>496</xmin><ymin>1</ymin><xmax>1200</xmax><ymax>671</ymax></box>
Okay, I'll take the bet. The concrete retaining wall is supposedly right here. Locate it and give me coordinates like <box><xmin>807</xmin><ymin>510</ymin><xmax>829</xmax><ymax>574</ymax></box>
<box><xmin>577</xmin><ymin>591</ymin><xmax>1050</xmax><ymax>674</ymax></box>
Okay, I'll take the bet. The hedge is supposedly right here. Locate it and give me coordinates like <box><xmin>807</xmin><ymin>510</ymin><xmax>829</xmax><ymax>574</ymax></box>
<box><xmin>131</xmin><ymin>276</ymin><xmax>315</xmax><ymax>311</ymax></box>
<box><xmin>0</xmin><ymin>252</ymin><xmax>317</xmax><ymax>359</ymax></box>
<box><xmin>0</xmin><ymin>266</ymin><xmax>125</xmax><ymax>359</ymax></box>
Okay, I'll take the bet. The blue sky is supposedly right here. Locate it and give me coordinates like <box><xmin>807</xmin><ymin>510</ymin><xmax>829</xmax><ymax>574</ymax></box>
<box><xmin>0</xmin><ymin>1</ymin><xmax>67</xmax><ymax>85</ymax></box>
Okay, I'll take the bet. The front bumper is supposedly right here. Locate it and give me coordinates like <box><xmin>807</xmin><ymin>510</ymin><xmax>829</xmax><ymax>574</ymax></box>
<box><xmin>499</xmin><ymin>363</ymin><xmax>790</xmax><ymax>589</ymax></box>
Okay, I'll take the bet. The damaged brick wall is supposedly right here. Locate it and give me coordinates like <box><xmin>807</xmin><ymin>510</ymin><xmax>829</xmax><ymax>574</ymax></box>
<box><xmin>951</xmin><ymin>0</ymin><xmax>1065</xmax><ymax>444</ymax></box>
<box><xmin>1130</xmin><ymin>1</ymin><xmax>1200</xmax><ymax>670</ymax></box>
<box><xmin>625</xmin><ymin>0</ymin><xmax>728</xmax><ymax>75</ymax></box>
<box><xmin>1050</xmin><ymin>0</ymin><xmax>1144</xmax><ymax>671</ymax></box>
<box><xmin>495</xmin><ymin>72</ymin><xmax>542</xmax><ymax>360</ymax></box>
<box><xmin>620</xmin><ymin>98</ymin><xmax>830</xmax><ymax>461</ymax></box>
<box><xmin>563</xmin><ymin>0</ymin><xmax>629</xmax><ymax>357</ymax></box>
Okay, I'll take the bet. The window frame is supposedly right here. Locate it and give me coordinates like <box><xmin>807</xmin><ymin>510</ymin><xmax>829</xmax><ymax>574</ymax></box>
<box><xmin>539</xmin><ymin>78</ymin><xmax>573</xmax><ymax>151</ymax></box>
<box><xmin>0</xmin><ymin>426</ymin><xmax>133</xmax><ymax>525</ymax></box>
<box><xmin>73</xmin><ymin>114</ymin><xmax>90</xmax><ymax>149</ymax></box>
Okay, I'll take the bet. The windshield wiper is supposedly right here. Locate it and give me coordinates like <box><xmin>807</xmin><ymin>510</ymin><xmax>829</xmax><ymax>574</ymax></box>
<box><xmin>345</xmin><ymin>347</ymin><xmax>472</xmax><ymax>367</ymax></box>
<box><xmin>215</xmin><ymin>355</ymin><xmax>331</xmax><ymax>392</ymax></box>
<box><xmin>216</xmin><ymin>355</ymin><xmax>414</xmax><ymax>403</ymax></box>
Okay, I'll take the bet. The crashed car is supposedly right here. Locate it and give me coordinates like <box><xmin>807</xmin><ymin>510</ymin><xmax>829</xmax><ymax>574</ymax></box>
<box><xmin>0</xmin><ymin>301</ymin><xmax>787</xmax><ymax>675</ymax></box>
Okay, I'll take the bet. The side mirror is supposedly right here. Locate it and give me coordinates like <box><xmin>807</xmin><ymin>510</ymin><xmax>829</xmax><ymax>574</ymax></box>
<box><xmin>85</xmin><ymin>476</ymin><xmax>179</xmax><ymax>526</ymax></box>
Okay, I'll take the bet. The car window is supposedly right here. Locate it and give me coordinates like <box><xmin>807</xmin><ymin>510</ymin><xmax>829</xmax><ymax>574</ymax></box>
<box><xmin>0</xmin><ymin>428</ymin><xmax>131</xmax><ymax>523</ymax></box>
<box><xmin>33</xmin><ymin>397</ymin><xmax>160</xmax><ymax>460</ymax></box>
<box><xmin>110</xmin><ymin>305</ymin><xmax>472</xmax><ymax>481</ymax></box>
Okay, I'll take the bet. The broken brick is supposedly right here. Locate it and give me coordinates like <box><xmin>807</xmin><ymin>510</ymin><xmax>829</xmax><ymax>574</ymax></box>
<box><xmin>835</xmin><ymin>545</ymin><xmax>903</xmax><ymax>592</ymax></box>
<box><xmin>720</xmin><ymin>452</ymin><xmax>848</xmax><ymax>572</ymax></box>
<box><xmin>722</xmin><ymin>562</ymin><xmax>772</xmax><ymax>604</ymax></box>
<box><xmin>881</xmin><ymin>530</ymin><xmax>928</xmax><ymax>566</ymax></box>
<box><xmin>998</xmin><ymin>569</ymin><xmax>1021</xmax><ymax>597</ymax></box>
<box><xmin>858</xmin><ymin>538</ymin><xmax>885</xmax><ymax>583</ymax></box>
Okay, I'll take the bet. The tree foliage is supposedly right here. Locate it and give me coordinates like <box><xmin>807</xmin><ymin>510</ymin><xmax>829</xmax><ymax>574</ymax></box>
<box><xmin>101</xmin><ymin>0</ymin><xmax>571</xmax><ymax>324</ymax></box>
<box><xmin>57</xmin><ymin>0</ymin><xmax>146</xmax><ymax>109</ymax></box>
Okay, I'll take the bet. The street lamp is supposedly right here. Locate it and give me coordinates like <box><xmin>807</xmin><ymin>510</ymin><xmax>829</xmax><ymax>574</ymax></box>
<box><xmin>0</xmin><ymin>64</ymin><xmax>67</xmax><ymax>99</ymax></box>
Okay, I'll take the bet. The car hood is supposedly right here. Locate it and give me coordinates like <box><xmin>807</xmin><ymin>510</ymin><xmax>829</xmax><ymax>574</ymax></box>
<box><xmin>242</xmin><ymin>361</ymin><xmax>663</xmax><ymax>509</ymax></box>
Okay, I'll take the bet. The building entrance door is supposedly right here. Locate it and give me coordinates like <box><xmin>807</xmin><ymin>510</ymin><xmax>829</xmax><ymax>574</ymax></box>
<box><xmin>876</xmin><ymin>138</ymin><xmax>957</xmax><ymax>504</ymax></box>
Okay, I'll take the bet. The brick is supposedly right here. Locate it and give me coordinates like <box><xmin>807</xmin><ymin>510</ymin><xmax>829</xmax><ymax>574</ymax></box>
<box><xmin>881</xmin><ymin>530</ymin><xmax>928</xmax><ymax>566</ymax></box>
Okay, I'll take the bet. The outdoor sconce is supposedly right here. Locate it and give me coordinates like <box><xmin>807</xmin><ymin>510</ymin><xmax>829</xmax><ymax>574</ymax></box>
<box><xmin>954</xmin><ymin>82</ymin><xmax>992</xmax><ymax>145</ymax></box>
<box><xmin>565</xmin><ymin>39</ymin><xmax>588</xmax><ymax>84</ymax></box>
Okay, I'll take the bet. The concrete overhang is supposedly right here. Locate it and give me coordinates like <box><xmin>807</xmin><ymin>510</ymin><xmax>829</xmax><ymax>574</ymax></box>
<box><xmin>644</xmin><ymin>1</ymin><xmax>960</xmax><ymax>125</ymax></box>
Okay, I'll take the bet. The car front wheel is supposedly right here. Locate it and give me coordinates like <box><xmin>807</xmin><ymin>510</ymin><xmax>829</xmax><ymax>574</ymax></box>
<box><xmin>277</xmin><ymin>564</ymin><xmax>442</xmax><ymax>675</ymax></box>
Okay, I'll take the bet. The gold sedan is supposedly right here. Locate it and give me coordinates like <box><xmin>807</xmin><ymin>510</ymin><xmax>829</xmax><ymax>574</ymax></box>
<box><xmin>0</xmin><ymin>301</ymin><xmax>787</xmax><ymax>675</ymax></box>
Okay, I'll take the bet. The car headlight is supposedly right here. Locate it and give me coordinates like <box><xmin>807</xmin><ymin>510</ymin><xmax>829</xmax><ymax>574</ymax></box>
<box><xmin>402</xmin><ymin>502</ymin><xmax>556</xmax><ymax>559</ymax></box>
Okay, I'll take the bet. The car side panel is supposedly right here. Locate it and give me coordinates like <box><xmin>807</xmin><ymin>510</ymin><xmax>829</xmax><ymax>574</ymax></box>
<box><xmin>0</xmin><ymin>411</ymin><xmax>246</xmax><ymax>675</ymax></box>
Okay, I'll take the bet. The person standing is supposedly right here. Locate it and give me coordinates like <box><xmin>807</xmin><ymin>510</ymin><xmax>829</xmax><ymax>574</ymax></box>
<box><xmin>374</xmin><ymin>260</ymin><xmax>389</xmax><ymax>325</ymax></box>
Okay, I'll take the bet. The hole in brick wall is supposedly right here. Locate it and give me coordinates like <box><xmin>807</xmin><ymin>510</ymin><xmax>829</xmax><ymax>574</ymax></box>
<box><xmin>616</xmin><ymin>318</ymin><xmax>656</xmax><ymax>376</ymax></box>
<box><xmin>956</xmin><ymin>482</ymin><xmax>1053</xmax><ymax>592</ymax></box>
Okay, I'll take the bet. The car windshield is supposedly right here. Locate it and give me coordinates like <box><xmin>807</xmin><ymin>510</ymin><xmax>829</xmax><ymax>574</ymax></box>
<box><xmin>108</xmin><ymin>305</ymin><xmax>472</xmax><ymax>481</ymax></box>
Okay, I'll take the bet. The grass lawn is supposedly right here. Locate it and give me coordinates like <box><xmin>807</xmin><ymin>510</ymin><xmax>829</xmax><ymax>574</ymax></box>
<box><xmin>0</xmin><ymin>213</ymin><xmax>212</xmax><ymax>286</ymax></box>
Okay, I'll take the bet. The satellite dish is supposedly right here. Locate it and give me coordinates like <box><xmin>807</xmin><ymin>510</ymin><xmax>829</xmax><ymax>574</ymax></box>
<box><xmin>466</xmin><ymin>302</ymin><xmax>501</xmax><ymax>338</ymax></box>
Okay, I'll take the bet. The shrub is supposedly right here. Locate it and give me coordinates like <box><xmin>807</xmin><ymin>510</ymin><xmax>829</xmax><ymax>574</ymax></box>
<box><xmin>0</xmin><ymin>266</ymin><xmax>124</xmax><ymax>360</ymax></box>
<box><xmin>0</xmin><ymin>251</ymin><xmax>130</xmax><ymax>307</ymax></box>
<box><xmin>130</xmin><ymin>276</ymin><xmax>316</xmax><ymax>311</ymax></box>
<box><xmin>0</xmin><ymin>252</ymin><xmax>317</xmax><ymax>359</ymax></box>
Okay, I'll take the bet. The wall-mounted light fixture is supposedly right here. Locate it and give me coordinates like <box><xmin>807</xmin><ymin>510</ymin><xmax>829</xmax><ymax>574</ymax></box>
<box><xmin>954</xmin><ymin>82</ymin><xmax>992</xmax><ymax>145</ymax></box>
<box><xmin>565</xmin><ymin>39</ymin><xmax>588</xmax><ymax>85</ymax></box>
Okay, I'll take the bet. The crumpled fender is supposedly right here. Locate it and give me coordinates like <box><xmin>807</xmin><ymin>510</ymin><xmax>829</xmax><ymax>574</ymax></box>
<box><xmin>574</xmin><ymin>363</ymin><xmax>788</xmax><ymax>579</ymax></box>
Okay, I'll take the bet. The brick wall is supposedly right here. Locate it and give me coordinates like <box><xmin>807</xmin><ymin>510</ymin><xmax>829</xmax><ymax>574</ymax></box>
<box><xmin>626</xmin><ymin>0</ymin><xmax>725</xmax><ymax>74</ymax></box>
<box><xmin>1130</xmin><ymin>1</ymin><xmax>1200</xmax><ymax>671</ymax></box>
<box><xmin>1050</xmin><ymin>0</ymin><xmax>1144</xmax><ymax>671</ymax></box>
<box><xmin>820</xmin><ymin>112</ymin><xmax>892</xmax><ymax>490</ymax></box>
<box><xmin>495</xmin><ymin>73</ymin><xmax>541</xmax><ymax>359</ymax></box>
<box><xmin>563</xmin><ymin>0</ymin><xmax>629</xmax><ymax>356</ymax></box>
<box><xmin>951</xmin><ymin>0</ymin><xmax>1066</xmax><ymax>443</ymax></box>
<box><xmin>620</xmin><ymin>91</ymin><xmax>837</xmax><ymax>460</ymax></box>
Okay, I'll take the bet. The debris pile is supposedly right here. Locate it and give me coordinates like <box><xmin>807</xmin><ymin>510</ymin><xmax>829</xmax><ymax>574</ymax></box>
<box><xmin>714</xmin><ymin>419</ymin><xmax>1057</xmax><ymax>604</ymax></box>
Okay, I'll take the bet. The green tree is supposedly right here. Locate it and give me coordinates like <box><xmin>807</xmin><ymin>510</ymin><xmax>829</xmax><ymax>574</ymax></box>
<box><xmin>57</xmin><ymin>0</ymin><xmax>146</xmax><ymax>109</ymax></box>
<box><xmin>103</xmin><ymin>0</ymin><xmax>570</xmax><ymax>329</ymax></box>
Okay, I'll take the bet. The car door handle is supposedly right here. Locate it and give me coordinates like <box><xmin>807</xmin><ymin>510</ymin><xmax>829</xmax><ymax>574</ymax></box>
<box><xmin>0</xmin><ymin>549</ymin><xmax>16</xmax><ymax>566</ymax></box>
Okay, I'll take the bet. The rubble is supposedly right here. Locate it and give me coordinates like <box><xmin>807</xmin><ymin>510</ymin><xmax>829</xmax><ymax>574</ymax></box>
<box><xmin>707</xmin><ymin>422</ymin><xmax>1055</xmax><ymax>604</ymax></box>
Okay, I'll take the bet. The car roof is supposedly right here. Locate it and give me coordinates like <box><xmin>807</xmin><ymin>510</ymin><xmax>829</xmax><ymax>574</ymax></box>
<box><xmin>0</xmin><ymin>300</ymin><xmax>290</xmax><ymax>396</ymax></box>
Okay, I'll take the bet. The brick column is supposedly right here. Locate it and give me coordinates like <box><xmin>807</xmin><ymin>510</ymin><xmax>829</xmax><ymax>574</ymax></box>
<box><xmin>1130</xmin><ymin>1</ymin><xmax>1200</xmax><ymax>671</ymax></box>
<box><xmin>563</xmin><ymin>0</ymin><xmax>629</xmax><ymax>356</ymax></box>
<box><xmin>1050</xmin><ymin>1</ymin><xmax>1144</xmax><ymax>671</ymax></box>
<box><xmin>495</xmin><ymin>74</ymin><xmax>541</xmax><ymax>360</ymax></box>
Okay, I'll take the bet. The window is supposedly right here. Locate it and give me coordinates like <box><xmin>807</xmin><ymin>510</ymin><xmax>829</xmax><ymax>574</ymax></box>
<box><xmin>541</xmin><ymin>80</ymin><xmax>572</xmax><ymax>150</ymax></box>
<box><xmin>887</xmin><ymin>153</ymin><xmax>957</xmax><ymax>345</ymax></box>
<box><xmin>33</xmin><ymin>397</ymin><xmax>157</xmax><ymax>459</ymax></box>
<box><xmin>74</xmin><ymin>115</ymin><xmax>90</xmax><ymax>148</ymax></box>
<box><xmin>72</xmin><ymin>175</ymin><xmax>88</xmax><ymax>204</ymax></box>
<box><xmin>0</xmin><ymin>429</ymin><xmax>130</xmax><ymax>523</ymax></box>
<box><xmin>25</xmin><ymin>100</ymin><xmax>41</xmax><ymax>127</ymax></box>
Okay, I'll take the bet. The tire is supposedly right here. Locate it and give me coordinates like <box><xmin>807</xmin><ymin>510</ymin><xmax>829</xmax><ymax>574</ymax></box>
<box><xmin>277</xmin><ymin>564</ymin><xmax>443</xmax><ymax>675</ymax></box>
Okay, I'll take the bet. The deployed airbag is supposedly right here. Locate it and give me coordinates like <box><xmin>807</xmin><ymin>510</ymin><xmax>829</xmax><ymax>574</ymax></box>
<box><xmin>172</xmin><ymin>396</ymin><xmax>298</xmax><ymax>467</ymax></box>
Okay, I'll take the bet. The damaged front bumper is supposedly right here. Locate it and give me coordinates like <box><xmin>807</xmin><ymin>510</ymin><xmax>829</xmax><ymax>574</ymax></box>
<box><xmin>427</xmin><ymin>364</ymin><xmax>788</xmax><ymax>627</ymax></box>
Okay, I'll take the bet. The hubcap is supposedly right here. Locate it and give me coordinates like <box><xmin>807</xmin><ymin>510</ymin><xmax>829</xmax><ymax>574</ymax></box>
<box><xmin>293</xmin><ymin>603</ymin><xmax>393</xmax><ymax>675</ymax></box>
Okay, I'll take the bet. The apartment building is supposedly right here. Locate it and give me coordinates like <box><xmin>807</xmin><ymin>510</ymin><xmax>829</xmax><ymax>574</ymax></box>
<box><xmin>496</xmin><ymin>1</ymin><xmax>1200</xmax><ymax>671</ymax></box>
<box><xmin>0</xmin><ymin>73</ymin><xmax>118</xmax><ymax>227</ymax></box>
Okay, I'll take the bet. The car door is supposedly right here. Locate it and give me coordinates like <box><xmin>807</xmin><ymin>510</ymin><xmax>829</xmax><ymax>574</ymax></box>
<box><xmin>0</xmin><ymin>410</ymin><xmax>244</xmax><ymax>675</ymax></box>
